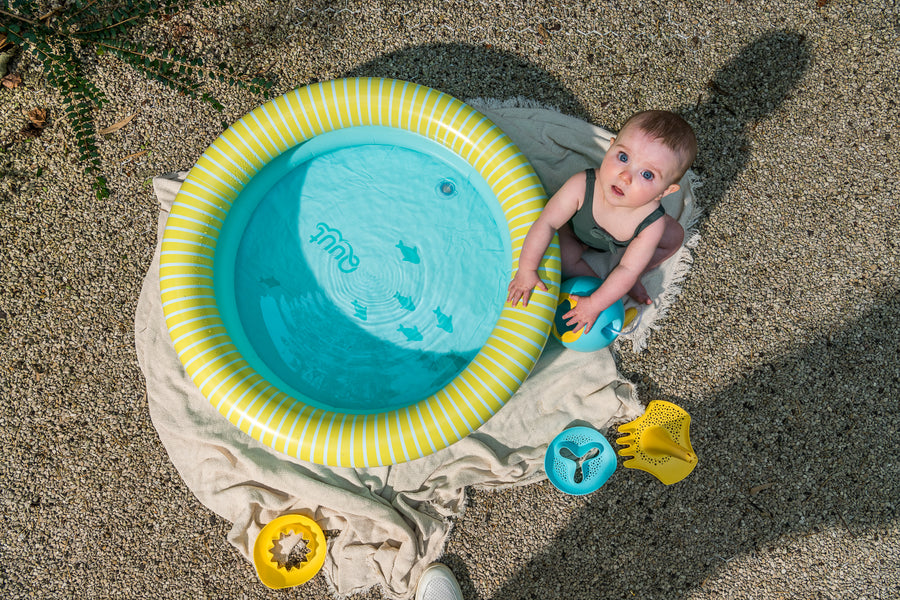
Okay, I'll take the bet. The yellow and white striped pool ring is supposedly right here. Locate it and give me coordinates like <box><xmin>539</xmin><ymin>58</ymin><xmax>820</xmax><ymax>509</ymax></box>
<box><xmin>160</xmin><ymin>78</ymin><xmax>561</xmax><ymax>467</ymax></box>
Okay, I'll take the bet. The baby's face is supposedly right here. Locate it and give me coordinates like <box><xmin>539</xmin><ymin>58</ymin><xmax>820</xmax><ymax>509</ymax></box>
<box><xmin>597</xmin><ymin>127</ymin><xmax>682</xmax><ymax>208</ymax></box>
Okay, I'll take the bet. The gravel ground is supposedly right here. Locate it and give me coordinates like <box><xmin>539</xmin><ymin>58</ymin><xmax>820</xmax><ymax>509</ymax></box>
<box><xmin>1</xmin><ymin>1</ymin><xmax>898</xmax><ymax>598</ymax></box>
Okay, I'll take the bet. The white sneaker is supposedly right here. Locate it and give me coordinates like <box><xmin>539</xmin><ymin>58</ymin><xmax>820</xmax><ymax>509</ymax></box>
<box><xmin>415</xmin><ymin>562</ymin><xmax>463</xmax><ymax>600</ymax></box>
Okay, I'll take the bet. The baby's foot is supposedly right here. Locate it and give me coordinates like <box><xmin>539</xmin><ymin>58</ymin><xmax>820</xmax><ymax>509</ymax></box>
<box><xmin>627</xmin><ymin>280</ymin><xmax>652</xmax><ymax>305</ymax></box>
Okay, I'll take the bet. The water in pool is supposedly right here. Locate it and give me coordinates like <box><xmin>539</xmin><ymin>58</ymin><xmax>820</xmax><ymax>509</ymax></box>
<box><xmin>231</xmin><ymin>138</ymin><xmax>509</xmax><ymax>413</ymax></box>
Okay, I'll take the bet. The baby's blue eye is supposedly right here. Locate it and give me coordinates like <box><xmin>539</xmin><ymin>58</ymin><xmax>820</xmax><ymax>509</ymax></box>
<box><xmin>617</xmin><ymin>151</ymin><xmax>628</xmax><ymax>163</ymax></box>
<box><xmin>641</xmin><ymin>170</ymin><xmax>654</xmax><ymax>180</ymax></box>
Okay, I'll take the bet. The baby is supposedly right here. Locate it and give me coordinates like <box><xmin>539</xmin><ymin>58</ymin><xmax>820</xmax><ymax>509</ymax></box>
<box><xmin>507</xmin><ymin>110</ymin><xmax>697</xmax><ymax>334</ymax></box>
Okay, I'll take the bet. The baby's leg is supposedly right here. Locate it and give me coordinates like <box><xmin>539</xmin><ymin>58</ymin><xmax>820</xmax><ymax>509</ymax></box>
<box><xmin>558</xmin><ymin>224</ymin><xmax>600</xmax><ymax>279</ymax></box>
<box><xmin>628</xmin><ymin>216</ymin><xmax>685</xmax><ymax>304</ymax></box>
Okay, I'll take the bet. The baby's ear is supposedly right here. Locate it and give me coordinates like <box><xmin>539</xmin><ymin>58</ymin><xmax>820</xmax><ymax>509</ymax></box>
<box><xmin>662</xmin><ymin>183</ymin><xmax>680</xmax><ymax>198</ymax></box>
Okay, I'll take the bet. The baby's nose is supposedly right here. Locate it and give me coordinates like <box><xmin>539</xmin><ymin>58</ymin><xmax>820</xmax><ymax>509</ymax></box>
<box><xmin>619</xmin><ymin>169</ymin><xmax>632</xmax><ymax>184</ymax></box>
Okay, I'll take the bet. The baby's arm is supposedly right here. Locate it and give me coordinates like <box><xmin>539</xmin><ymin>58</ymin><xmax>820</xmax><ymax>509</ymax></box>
<box><xmin>562</xmin><ymin>219</ymin><xmax>664</xmax><ymax>331</ymax></box>
<box><xmin>507</xmin><ymin>173</ymin><xmax>585</xmax><ymax>307</ymax></box>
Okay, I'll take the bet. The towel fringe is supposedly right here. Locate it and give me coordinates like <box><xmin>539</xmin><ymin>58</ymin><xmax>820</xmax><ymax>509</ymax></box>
<box><xmin>466</xmin><ymin>95</ymin><xmax>562</xmax><ymax>112</ymax></box>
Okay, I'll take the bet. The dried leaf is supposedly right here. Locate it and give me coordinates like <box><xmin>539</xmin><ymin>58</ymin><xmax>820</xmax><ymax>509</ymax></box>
<box><xmin>2</xmin><ymin>73</ymin><xmax>22</xmax><ymax>89</ymax></box>
<box><xmin>98</xmin><ymin>112</ymin><xmax>138</xmax><ymax>135</ymax></box>
<box><xmin>749</xmin><ymin>482</ymin><xmax>775</xmax><ymax>495</ymax></box>
<box><xmin>171</xmin><ymin>24</ymin><xmax>192</xmax><ymax>38</ymax></box>
<box><xmin>19</xmin><ymin>123</ymin><xmax>43</xmax><ymax>139</ymax></box>
<box><xmin>537</xmin><ymin>23</ymin><xmax>551</xmax><ymax>42</ymax></box>
<box><xmin>0</xmin><ymin>47</ymin><xmax>14</xmax><ymax>79</ymax></box>
<box><xmin>26</xmin><ymin>108</ymin><xmax>47</xmax><ymax>128</ymax></box>
<box><xmin>816</xmin><ymin>0</ymin><xmax>830</xmax><ymax>7</ymax></box>
<box><xmin>118</xmin><ymin>149</ymin><xmax>148</xmax><ymax>163</ymax></box>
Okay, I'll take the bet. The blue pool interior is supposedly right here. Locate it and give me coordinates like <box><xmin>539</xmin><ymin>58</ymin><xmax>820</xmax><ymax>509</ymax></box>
<box><xmin>215</xmin><ymin>126</ymin><xmax>512</xmax><ymax>414</ymax></box>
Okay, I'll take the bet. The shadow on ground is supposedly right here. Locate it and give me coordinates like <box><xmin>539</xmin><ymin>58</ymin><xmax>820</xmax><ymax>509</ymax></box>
<box><xmin>680</xmin><ymin>30</ymin><xmax>810</xmax><ymax>215</ymax></box>
<box><xmin>342</xmin><ymin>42</ymin><xmax>592</xmax><ymax>120</ymax></box>
<box><xmin>476</xmin><ymin>285</ymin><xmax>898</xmax><ymax>599</ymax></box>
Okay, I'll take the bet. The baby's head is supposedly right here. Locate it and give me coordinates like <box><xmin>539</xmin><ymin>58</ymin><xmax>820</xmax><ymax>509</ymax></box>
<box><xmin>617</xmin><ymin>110</ymin><xmax>697</xmax><ymax>185</ymax></box>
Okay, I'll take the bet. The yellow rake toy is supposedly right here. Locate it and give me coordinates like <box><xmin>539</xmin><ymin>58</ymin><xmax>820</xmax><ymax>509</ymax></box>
<box><xmin>617</xmin><ymin>400</ymin><xmax>698</xmax><ymax>485</ymax></box>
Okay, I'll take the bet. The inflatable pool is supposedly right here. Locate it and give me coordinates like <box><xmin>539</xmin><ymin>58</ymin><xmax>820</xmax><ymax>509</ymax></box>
<box><xmin>160</xmin><ymin>78</ymin><xmax>560</xmax><ymax>466</ymax></box>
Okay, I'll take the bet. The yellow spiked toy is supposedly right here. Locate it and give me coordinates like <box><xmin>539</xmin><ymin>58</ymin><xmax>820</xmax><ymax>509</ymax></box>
<box><xmin>617</xmin><ymin>400</ymin><xmax>698</xmax><ymax>485</ymax></box>
<box><xmin>253</xmin><ymin>513</ymin><xmax>326</xmax><ymax>589</ymax></box>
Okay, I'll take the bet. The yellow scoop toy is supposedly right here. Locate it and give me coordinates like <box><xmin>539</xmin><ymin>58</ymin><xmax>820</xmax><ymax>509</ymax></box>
<box><xmin>617</xmin><ymin>400</ymin><xmax>698</xmax><ymax>485</ymax></box>
<box><xmin>253</xmin><ymin>513</ymin><xmax>326</xmax><ymax>589</ymax></box>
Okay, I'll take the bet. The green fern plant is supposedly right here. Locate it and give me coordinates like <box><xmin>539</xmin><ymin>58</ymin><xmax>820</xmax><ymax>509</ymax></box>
<box><xmin>0</xmin><ymin>0</ymin><xmax>272</xmax><ymax>198</ymax></box>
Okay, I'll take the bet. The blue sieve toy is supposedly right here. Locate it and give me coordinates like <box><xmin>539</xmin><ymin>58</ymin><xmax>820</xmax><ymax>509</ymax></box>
<box><xmin>544</xmin><ymin>426</ymin><xmax>617</xmax><ymax>495</ymax></box>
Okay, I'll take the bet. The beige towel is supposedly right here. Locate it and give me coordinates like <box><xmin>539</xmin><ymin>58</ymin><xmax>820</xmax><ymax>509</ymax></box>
<box><xmin>134</xmin><ymin>104</ymin><xmax>697</xmax><ymax>599</ymax></box>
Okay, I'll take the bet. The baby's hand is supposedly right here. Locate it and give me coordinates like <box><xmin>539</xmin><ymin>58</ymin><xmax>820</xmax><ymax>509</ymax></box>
<box><xmin>563</xmin><ymin>294</ymin><xmax>602</xmax><ymax>333</ymax></box>
<box><xmin>507</xmin><ymin>270</ymin><xmax>548</xmax><ymax>307</ymax></box>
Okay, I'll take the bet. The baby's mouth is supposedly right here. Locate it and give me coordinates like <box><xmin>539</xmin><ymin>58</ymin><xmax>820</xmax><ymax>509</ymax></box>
<box><xmin>611</xmin><ymin>185</ymin><xmax>624</xmax><ymax>196</ymax></box>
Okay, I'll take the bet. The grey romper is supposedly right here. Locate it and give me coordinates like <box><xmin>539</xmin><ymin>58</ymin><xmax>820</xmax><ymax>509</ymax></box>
<box><xmin>569</xmin><ymin>168</ymin><xmax>665</xmax><ymax>254</ymax></box>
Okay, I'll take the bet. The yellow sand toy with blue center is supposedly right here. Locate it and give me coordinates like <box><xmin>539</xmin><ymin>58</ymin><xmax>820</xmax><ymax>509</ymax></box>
<box><xmin>616</xmin><ymin>400</ymin><xmax>698</xmax><ymax>485</ymax></box>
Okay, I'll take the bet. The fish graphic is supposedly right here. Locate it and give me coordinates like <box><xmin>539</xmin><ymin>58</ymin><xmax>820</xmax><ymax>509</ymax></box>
<box><xmin>258</xmin><ymin>276</ymin><xmax>280</xmax><ymax>288</ymax></box>
<box><xmin>397</xmin><ymin>325</ymin><xmax>423</xmax><ymax>342</ymax></box>
<box><xmin>434</xmin><ymin>307</ymin><xmax>453</xmax><ymax>333</ymax></box>
<box><xmin>394</xmin><ymin>292</ymin><xmax>416</xmax><ymax>311</ymax></box>
<box><xmin>352</xmin><ymin>300</ymin><xmax>368</xmax><ymax>321</ymax></box>
<box><xmin>396</xmin><ymin>241</ymin><xmax>420</xmax><ymax>264</ymax></box>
